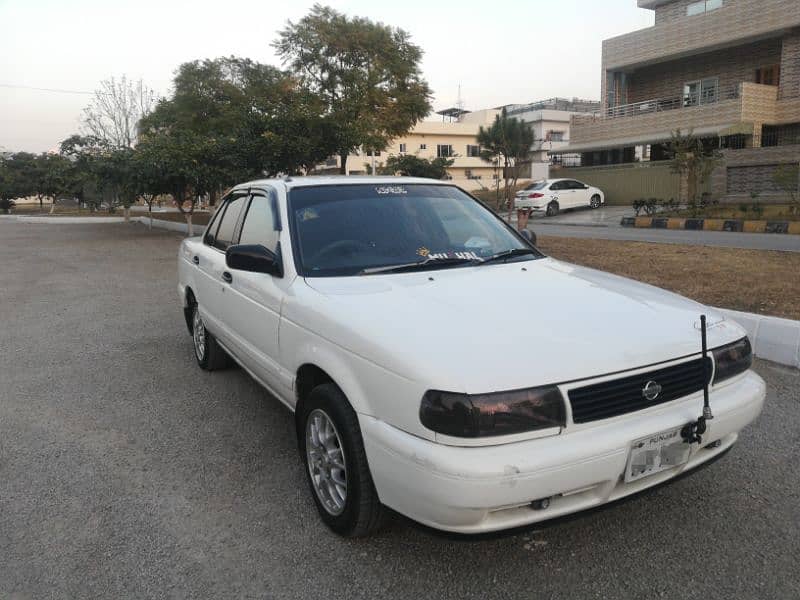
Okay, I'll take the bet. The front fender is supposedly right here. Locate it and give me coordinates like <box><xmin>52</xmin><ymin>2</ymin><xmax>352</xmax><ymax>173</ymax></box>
<box><xmin>279</xmin><ymin>317</ymin><xmax>435</xmax><ymax>442</ymax></box>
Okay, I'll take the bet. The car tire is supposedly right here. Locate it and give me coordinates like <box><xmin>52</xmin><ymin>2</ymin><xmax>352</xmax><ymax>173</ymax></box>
<box><xmin>546</xmin><ymin>201</ymin><xmax>559</xmax><ymax>217</ymax></box>
<box><xmin>300</xmin><ymin>383</ymin><xmax>385</xmax><ymax>537</ymax></box>
<box><xmin>191</xmin><ymin>304</ymin><xmax>230</xmax><ymax>371</ymax></box>
<box><xmin>590</xmin><ymin>194</ymin><xmax>602</xmax><ymax>209</ymax></box>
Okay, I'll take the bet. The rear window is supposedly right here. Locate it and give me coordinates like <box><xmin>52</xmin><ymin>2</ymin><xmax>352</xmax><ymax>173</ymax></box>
<box><xmin>524</xmin><ymin>181</ymin><xmax>548</xmax><ymax>191</ymax></box>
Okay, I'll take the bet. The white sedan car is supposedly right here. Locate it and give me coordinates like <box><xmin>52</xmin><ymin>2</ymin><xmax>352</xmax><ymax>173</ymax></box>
<box><xmin>515</xmin><ymin>178</ymin><xmax>604</xmax><ymax>216</ymax></box>
<box><xmin>178</xmin><ymin>176</ymin><xmax>764</xmax><ymax>537</ymax></box>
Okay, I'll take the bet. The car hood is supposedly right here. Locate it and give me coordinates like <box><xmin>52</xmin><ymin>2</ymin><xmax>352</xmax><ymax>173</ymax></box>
<box><xmin>300</xmin><ymin>258</ymin><xmax>746</xmax><ymax>394</ymax></box>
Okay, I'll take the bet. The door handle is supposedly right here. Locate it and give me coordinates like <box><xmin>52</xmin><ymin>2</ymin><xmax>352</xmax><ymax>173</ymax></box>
<box><xmin>222</xmin><ymin>271</ymin><xmax>233</xmax><ymax>284</ymax></box>
<box><xmin>192</xmin><ymin>255</ymin><xmax>199</xmax><ymax>265</ymax></box>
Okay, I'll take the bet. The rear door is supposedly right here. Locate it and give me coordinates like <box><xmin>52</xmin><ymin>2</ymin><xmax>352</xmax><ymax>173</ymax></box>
<box><xmin>568</xmin><ymin>180</ymin><xmax>591</xmax><ymax>207</ymax></box>
<box><xmin>550</xmin><ymin>180</ymin><xmax>572</xmax><ymax>206</ymax></box>
<box><xmin>221</xmin><ymin>191</ymin><xmax>287</xmax><ymax>388</ymax></box>
<box><xmin>194</xmin><ymin>192</ymin><xmax>248</xmax><ymax>344</ymax></box>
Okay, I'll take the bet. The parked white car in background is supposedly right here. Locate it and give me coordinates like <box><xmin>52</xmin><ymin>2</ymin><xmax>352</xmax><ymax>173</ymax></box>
<box><xmin>515</xmin><ymin>178</ymin><xmax>605</xmax><ymax>216</ymax></box>
<box><xmin>178</xmin><ymin>176</ymin><xmax>764</xmax><ymax>537</ymax></box>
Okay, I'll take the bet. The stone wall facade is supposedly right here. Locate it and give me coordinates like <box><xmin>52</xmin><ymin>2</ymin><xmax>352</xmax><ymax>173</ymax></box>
<box><xmin>627</xmin><ymin>39</ymin><xmax>782</xmax><ymax>104</ymax></box>
<box><xmin>711</xmin><ymin>144</ymin><xmax>800</xmax><ymax>202</ymax></box>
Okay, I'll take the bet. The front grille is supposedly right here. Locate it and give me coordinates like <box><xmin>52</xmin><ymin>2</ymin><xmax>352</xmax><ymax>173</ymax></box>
<box><xmin>568</xmin><ymin>357</ymin><xmax>712</xmax><ymax>424</ymax></box>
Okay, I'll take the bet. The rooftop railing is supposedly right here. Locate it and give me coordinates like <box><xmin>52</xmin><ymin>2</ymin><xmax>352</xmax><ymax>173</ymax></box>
<box><xmin>572</xmin><ymin>84</ymin><xmax>743</xmax><ymax>125</ymax></box>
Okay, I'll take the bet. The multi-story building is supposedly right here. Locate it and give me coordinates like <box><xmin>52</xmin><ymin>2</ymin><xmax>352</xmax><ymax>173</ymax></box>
<box><xmin>560</xmin><ymin>0</ymin><xmax>800</xmax><ymax>203</ymax></box>
<box><xmin>504</xmin><ymin>98</ymin><xmax>600</xmax><ymax>165</ymax></box>
<box><xmin>319</xmin><ymin>109</ymin><xmax>505</xmax><ymax>191</ymax></box>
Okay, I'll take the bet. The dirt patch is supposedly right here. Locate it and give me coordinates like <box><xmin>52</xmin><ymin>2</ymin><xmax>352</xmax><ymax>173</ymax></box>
<box><xmin>538</xmin><ymin>236</ymin><xmax>800</xmax><ymax>321</ymax></box>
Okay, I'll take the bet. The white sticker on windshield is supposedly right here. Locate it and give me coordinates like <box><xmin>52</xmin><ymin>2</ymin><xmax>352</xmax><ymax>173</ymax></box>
<box><xmin>375</xmin><ymin>186</ymin><xmax>408</xmax><ymax>195</ymax></box>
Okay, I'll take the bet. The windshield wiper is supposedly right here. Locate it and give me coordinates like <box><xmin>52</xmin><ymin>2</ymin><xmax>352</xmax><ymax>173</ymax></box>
<box><xmin>358</xmin><ymin>257</ymin><xmax>478</xmax><ymax>275</ymax></box>
<box><xmin>478</xmin><ymin>248</ymin><xmax>539</xmax><ymax>265</ymax></box>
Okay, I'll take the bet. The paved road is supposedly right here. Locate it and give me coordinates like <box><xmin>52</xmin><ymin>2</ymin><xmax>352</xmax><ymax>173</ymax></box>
<box><xmin>531</xmin><ymin>220</ymin><xmax>800</xmax><ymax>252</ymax></box>
<box><xmin>2</xmin><ymin>222</ymin><xmax>799</xmax><ymax>599</ymax></box>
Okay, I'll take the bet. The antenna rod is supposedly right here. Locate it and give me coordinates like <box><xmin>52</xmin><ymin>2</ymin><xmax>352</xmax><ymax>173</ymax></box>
<box><xmin>700</xmin><ymin>315</ymin><xmax>713</xmax><ymax>420</ymax></box>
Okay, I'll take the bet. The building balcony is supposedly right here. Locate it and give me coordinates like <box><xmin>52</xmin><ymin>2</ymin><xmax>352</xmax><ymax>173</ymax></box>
<box><xmin>604</xmin><ymin>0</ymin><xmax>800</xmax><ymax>70</ymax></box>
<box><xmin>567</xmin><ymin>83</ymin><xmax>778</xmax><ymax>151</ymax></box>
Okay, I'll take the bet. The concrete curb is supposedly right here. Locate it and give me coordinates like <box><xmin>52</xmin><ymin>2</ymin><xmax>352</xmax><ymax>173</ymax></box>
<box><xmin>132</xmin><ymin>216</ymin><xmax>195</xmax><ymax>234</ymax></box>
<box><xmin>0</xmin><ymin>215</ymin><xmax>126</xmax><ymax>224</ymax></box>
<box><xmin>718</xmin><ymin>307</ymin><xmax>800</xmax><ymax>369</ymax></box>
<box><xmin>622</xmin><ymin>216</ymin><xmax>800</xmax><ymax>235</ymax></box>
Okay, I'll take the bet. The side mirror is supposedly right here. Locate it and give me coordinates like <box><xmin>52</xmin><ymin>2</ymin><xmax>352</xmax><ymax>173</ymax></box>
<box><xmin>226</xmin><ymin>244</ymin><xmax>283</xmax><ymax>277</ymax></box>
<box><xmin>520</xmin><ymin>229</ymin><xmax>537</xmax><ymax>246</ymax></box>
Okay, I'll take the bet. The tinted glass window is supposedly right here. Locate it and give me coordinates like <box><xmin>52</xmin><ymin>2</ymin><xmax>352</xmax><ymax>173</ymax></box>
<box><xmin>550</xmin><ymin>181</ymin><xmax>565</xmax><ymax>191</ymax></box>
<box><xmin>524</xmin><ymin>181</ymin><xmax>548</xmax><ymax>191</ymax></box>
<box><xmin>289</xmin><ymin>184</ymin><xmax>540</xmax><ymax>277</ymax></box>
<box><xmin>239</xmin><ymin>195</ymin><xmax>279</xmax><ymax>250</ymax></box>
<box><xmin>567</xmin><ymin>180</ymin><xmax>585</xmax><ymax>189</ymax></box>
<box><xmin>214</xmin><ymin>196</ymin><xmax>246</xmax><ymax>250</ymax></box>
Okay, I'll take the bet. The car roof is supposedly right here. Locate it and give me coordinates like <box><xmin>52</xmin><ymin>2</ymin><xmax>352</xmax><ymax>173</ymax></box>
<box><xmin>232</xmin><ymin>175</ymin><xmax>450</xmax><ymax>193</ymax></box>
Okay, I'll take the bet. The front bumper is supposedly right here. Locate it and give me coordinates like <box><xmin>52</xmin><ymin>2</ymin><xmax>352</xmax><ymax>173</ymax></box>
<box><xmin>361</xmin><ymin>371</ymin><xmax>765</xmax><ymax>534</ymax></box>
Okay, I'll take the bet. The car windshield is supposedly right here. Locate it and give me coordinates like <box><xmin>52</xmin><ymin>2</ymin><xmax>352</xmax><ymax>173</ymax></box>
<box><xmin>289</xmin><ymin>183</ymin><xmax>542</xmax><ymax>277</ymax></box>
<box><xmin>524</xmin><ymin>181</ymin><xmax>548</xmax><ymax>191</ymax></box>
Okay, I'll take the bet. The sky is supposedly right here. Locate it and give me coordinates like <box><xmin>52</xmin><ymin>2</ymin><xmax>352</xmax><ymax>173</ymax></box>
<box><xmin>0</xmin><ymin>0</ymin><xmax>654</xmax><ymax>153</ymax></box>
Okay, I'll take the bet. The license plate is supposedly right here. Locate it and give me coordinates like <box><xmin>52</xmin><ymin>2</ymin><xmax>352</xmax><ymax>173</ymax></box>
<box><xmin>625</xmin><ymin>426</ymin><xmax>691</xmax><ymax>483</ymax></box>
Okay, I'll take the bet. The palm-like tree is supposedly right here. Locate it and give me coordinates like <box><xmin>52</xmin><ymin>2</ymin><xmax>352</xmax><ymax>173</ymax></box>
<box><xmin>477</xmin><ymin>108</ymin><xmax>535</xmax><ymax>220</ymax></box>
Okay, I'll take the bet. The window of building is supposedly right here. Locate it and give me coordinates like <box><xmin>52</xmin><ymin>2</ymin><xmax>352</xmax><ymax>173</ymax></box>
<box><xmin>325</xmin><ymin>157</ymin><xmax>338</xmax><ymax>167</ymax></box>
<box><xmin>547</xmin><ymin>131</ymin><xmax>565</xmax><ymax>142</ymax></box>
<box><xmin>464</xmin><ymin>169</ymin><xmax>472</xmax><ymax>179</ymax></box>
<box><xmin>755</xmin><ymin>65</ymin><xmax>780</xmax><ymax>86</ymax></box>
<box><xmin>687</xmin><ymin>0</ymin><xmax>722</xmax><ymax>16</ymax></box>
<box><xmin>419</xmin><ymin>143</ymin><xmax>427</xmax><ymax>150</ymax></box>
<box><xmin>437</xmin><ymin>144</ymin><xmax>453</xmax><ymax>158</ymax></box>
<box><xmin>399</xmin><ymin>143</ymin><xmax>407</xmax><ymax>153</ymax></box>
<box><xmin>466</xmin><ymin>144</ymin><xmax>481</xmax><ymax>157</ymax></box>
<box><xmin>684</xmin><ymin>77</ymin><xmax>719</xmax><ymax>107</ymax></box>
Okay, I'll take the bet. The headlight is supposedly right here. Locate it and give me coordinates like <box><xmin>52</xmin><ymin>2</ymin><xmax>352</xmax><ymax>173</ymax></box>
<box><xmin>713</xmin><ymin>337</ymin><xmax>753</xmax><ymax>383</ymax></box>
<box><xmin>419</xmin><ymin>386</ymin><xmax>565</xmax><ymax>438</ymax></box>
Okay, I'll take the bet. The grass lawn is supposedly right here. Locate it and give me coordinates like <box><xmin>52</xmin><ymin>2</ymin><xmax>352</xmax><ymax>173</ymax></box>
<box><xmin>538</xmin><ymin>236</ymin><xmax>800</xmax><ymax>321</ymax></box>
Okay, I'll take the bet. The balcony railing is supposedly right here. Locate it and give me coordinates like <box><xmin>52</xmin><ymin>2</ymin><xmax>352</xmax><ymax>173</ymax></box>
<box><xmin>573</xmin><ymin>84</ymin><xmax>743</xmax><ymax>125</ymax></box>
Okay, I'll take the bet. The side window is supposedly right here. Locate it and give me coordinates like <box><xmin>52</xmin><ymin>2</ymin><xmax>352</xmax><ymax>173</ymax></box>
<box><xmin>213</xmin><ymin>195</ymin><xmax>247</xmax><ymax>251</ymax></box>
<box><xmin>239</xmin><ymin>195</ymin><xmax>280</xmax><ymax>251</ymax></box>
<box><xmin>550</xmin><ymin>181</ymin><xmax>564</xmax><ymax>191</ymax></box>
<box><xmin>568</xmin><ymin>180</ymin><xmax>585</xmax><ymax>190</ymax></box>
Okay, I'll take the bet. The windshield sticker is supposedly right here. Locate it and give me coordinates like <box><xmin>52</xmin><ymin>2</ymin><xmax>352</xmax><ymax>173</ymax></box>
<box><xmin>416</xmin><ymin>247</ymin><xmax>430</xmax><ymax>257</ymax></box>
<box><xmin>375</xmin><ymin>185</ymin><xmax>408</xmax><ymax>195</ymax></box>
<box><xmin>425</xmin><ymin>250</ymin><xmax>481</xmax><ymax>261</ymax></box>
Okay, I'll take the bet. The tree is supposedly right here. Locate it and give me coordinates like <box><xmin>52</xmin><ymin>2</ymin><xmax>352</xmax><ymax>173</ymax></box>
<box><xmin>773</xmin><ymin>163</ymin><xmax>800</xmax><ymax>216</ymax></box>
<box><xmin>134</xmin><ymin>130</ymin><xmax>210</xmax><ymax>235</ymax></box>
<box><xmin>274</xmin><ymin>4</ymin><xmax>432</xmax><ymax>174</ymax></box>
<box><xmin>666</xmin><ymin>129</ymin><xmax>723</xmax><ymax>204</ymax></box>
<box><xmin>81</xmin><ymin>75</ymin><xmax>157</xmax><ymax>148</ymax></box>
<box><xmin>379</xmin><ymin>154</ymin><xmax>453</xmax><ymax>179</ymax></box>
<box><xmin>477</xmin><ymin>109</ymin><xmax>535</xmax><ymax>219</ymax></box>
<box><xmin>139</xmin><ymin>56</ymin><xmax>334</xmax><ymax>205</ymax></box>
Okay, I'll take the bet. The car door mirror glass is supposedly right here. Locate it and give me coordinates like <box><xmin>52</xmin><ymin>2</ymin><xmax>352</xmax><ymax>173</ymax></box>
<box><xmin>226</xmin><ymin>244</ymin><xmax>283</xmax><ymax>277</ymax></box>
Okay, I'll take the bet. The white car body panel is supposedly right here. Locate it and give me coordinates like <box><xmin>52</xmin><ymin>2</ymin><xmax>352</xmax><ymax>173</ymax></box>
<box><xmin>178</xmin><ymin>176</ymin><xmax>765</xmax><ymax>534</ymax></box>
<box><xmin>514</xmin><ymin>178</ymin><xmax>605</xmax><ymax>212</ymax></box>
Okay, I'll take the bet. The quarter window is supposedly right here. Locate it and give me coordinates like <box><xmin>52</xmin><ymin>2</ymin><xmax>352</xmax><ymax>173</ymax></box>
<box><xmin>239</xmin><ymin>195</ymin><xmax>280</xmax><ymax>251</ymax></box>
<box><xmin>213</xmin><ymin>195</ymin><xmax>247</xmax><ymax>251</ymax></box>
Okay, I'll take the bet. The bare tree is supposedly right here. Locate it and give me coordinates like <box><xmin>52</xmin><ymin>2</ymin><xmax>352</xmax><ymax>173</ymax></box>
<box><xmin>82</xmin><ymin>76</ymin><xmax>157</xmax><ymax>148</ymax></box>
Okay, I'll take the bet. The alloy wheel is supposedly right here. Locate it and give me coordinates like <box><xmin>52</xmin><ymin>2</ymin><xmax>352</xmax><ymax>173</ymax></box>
<box><xmin>306</xmin><ymin>409</ymin><xmax>347</xmax><ymax>516</ymax></box>
<box><xmin>192</xmin><ymin>308</ymin><xmax>206</xmax><ymax>361</ymax></box>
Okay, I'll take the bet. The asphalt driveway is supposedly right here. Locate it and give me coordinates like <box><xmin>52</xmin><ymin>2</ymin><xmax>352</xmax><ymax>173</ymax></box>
<box><xmin>1</xmin><ymin>222</ymin><xmax>799</xmax><ymax>599</ymax></box>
